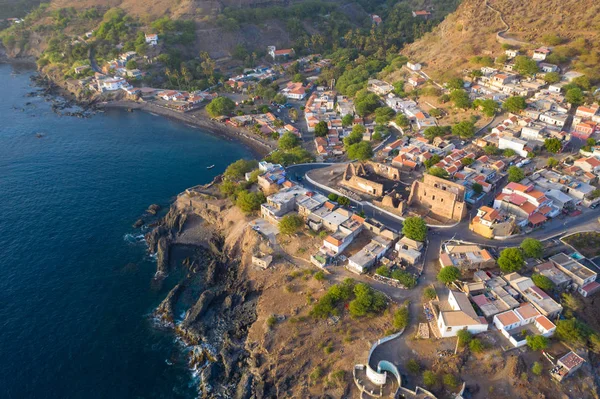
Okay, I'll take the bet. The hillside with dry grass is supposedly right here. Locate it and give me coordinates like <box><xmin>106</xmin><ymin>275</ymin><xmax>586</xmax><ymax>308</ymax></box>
<box><xmin>403</xmin><ymin>0</ymin><xmax>600</xmax><ymax>82</ymax></box>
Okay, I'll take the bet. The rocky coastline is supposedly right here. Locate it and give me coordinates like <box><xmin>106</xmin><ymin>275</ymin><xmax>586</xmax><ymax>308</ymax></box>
<box><xmin>144</xmin><ymin>185</ymin><xmax>262</xmax><ymax>398</ymax></box>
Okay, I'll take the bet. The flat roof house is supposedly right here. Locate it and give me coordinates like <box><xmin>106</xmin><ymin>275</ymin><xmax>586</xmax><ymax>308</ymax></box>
<box><xmin>439</xmin><ymin>244</ymin><xmax>495</xmax><ymax>271</ymax></box>
<box><xmin>552</xmin><ymin>352</ymin><xmax>586</xmax><ymax>381</ymax></box>
<box><xmin>435</xmin><ymin>290</ymin><xmax>488</xmax><ymax>338</ymax></box>
<box><xmin>550</xmin><ymin>253</ymin><xmax>599</xmax><ymax>297</ymax></box>
<box><xmin>504</xmin><ymin>272</ymin><xmax>563</xmax><ymax>318</ymax></box>
<box><xmin>347</xmin><ymin>236</ymin><xmax>392</xmax><ymax>274</ymax></box>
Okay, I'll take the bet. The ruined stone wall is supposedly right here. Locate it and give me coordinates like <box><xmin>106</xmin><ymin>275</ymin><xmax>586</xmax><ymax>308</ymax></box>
<box><xmin>408</xmin><ymin>175</ymin><xmax>467</xmax><ymax>222</ymax></box>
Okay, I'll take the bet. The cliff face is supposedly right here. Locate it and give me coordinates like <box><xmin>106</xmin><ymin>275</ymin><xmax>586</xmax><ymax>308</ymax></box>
<box><xmin>147</xmin><ymin>190</ymin><xmax>266</xmax><ymax>397</ymax></box>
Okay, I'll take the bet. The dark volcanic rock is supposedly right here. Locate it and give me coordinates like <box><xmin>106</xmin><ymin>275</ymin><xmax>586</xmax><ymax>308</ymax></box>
<box><xmin>155</xmin><ymin>237</ymin><xmax>170</xmax><ymax>277</ymax></box>
<box><xmin>147</xmin><ymin>203</ymin><xmax>161</xmax><ymax>215</ymax></box>
<box><xmin>132</xmin><ymin>218</ymin><xmax>144</xmax><ymax>228</ymax></box>
<box><xmin>182</xmin><ymin>289</ymin><xmax>216</xmax><ymax>328</ymax></box>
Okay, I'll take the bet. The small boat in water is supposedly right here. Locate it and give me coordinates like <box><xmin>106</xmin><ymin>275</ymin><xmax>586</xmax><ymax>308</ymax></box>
<box><xmin>206</xmin><ymin>165</ymin><xmax>215</xmax><ymax>169</ymax></box>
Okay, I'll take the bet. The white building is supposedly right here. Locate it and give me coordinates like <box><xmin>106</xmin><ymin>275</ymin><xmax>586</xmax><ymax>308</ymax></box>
<box><xmin>347</xmin><ymin>236</ymin><xmax>392</xmax><ymax>274</ymax></box>
<box><xmin>99</xmin><ymin>77</ymin><xmax>127</xmax><ymax>91</ymax></box>
<box><xmin>436</xmin><ymin>290</ymin><xmax>489</xmax><ymax>338</ymax></box>
<box><xmin>145</xmin><ymin>33</ymin><xmax>158</xmax><ymax>46</ymax></box>
<box><xmin>498</xmin><ymin>135</ymin><xmax>529</xmax><ymax>157</ymax></box>
<box><xmin>407</xmin><ymin>62</ymin><xmax>422</xmax><ymax>71</ymax></box>
<box><xmin>493</xmin><ymin>303</ymin><xmax>556</xmax><ymax>347</ymax></box>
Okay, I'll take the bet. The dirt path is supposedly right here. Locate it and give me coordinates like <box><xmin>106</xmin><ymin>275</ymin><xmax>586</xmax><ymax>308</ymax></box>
<box><xmin>485</xmin><ymin>0</ymin><xmax>531</xmax><ymax>47</ymax></box>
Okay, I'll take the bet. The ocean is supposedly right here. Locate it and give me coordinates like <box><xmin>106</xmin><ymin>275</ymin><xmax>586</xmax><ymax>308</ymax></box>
<box><xmin>0</xmin><ymin>63</ymin><xmax>252</xmax><ymax>398</ymax></box>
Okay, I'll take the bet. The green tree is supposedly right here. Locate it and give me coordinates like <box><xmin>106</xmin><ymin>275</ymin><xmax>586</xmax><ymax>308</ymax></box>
<box><xmin>544</xmin><ymin>138</ymin><xmax>562</xmax><ymax>154</ymax></box>
<box><xmin>236</xmin><ymin>190</ymin><xmax>266</xmax><ymax>214</ymax></box>
<box><xmin>472</xmin><ymin>183</ymin><xmax>483</xmax><ymax>194</ymax></box>
<box><xmin>556</xmin><ymin>318</ymin><xmax>592</xmax><ymax>346</ymax></box>
<box><xmin>224</xmin><ymin>159</ymin><xmax>258</xmax><ymax>180</ymax></box>
<box><xmin>220</xmin><ymin>180</ymin><xmax>238</xmax><ymax>197</ymax></box>
<box><xmin>424</xmin><ymin>126</ymin><xmax>447</xmax><ymax>142</ymax></box>
<box><xmin>278</xmin><ymin>132</ymin><xmax>300</xmax><ymax>150</ymax></box>
<box><xmin>428</xmin><ymin>166</ymin><xmax>449</xmax><ymax>179</ymax></box>
<box><xmin>422</xmin><ymin>371</ymin><xmax>438</xmax><ymax>388</ymax></box>
<box><xmin>508</xmin><ymin>166</ymin><xmax>525</xmax><ymax>182</ymax></box>
<box><xmin>125</xmin><ymin>59</ymin><xmax>137</xmax><ymax>70</ymax></box>
<box><xmin>375</xmin><ymin>265</ymin><xmax>390</xmax><ymax>277</ymax></box>
<box><xmin>402</xmin><ymin>217</ymin><xmax>427</xmax><ymax>241</ymax></box>
<box><xmin>452</xmin><ymin>121</ymin><xmax>475</xmax><ymax>139</ymax></box>
<box><xmin>498</xmin><ymin>247</ymin><xmax>524</xmax><ymax>273</ymax></box>
<box><xmin>502</xmin><ymin>96</ymin><xmax>527</xmax><ymax>113</ymax></box>
<box><xmin>532</xmin><ymin>274</ymin><xmax>554</xmax><ymax>291</ymax></box>
<box><xmin>344</xmin><ymin>125</ymin><xmax>365</xmax><ymax>147</ymax></box>
<box><xmin>406</xmin><ymin>359</ymin><xmax>421</xmax><ymax>374</ymax></box>
<box><xmin>354</xmin><ymin>91</ymin><xmax>381</xmax><ymax>116</ymax></box>
<box><xmin>503</xmin><ymin>149</ymin><xmax>516</xmax><ymax>157</ymax></box>
<box><xmin>342</xmin><ymin>114</ymin><xmax>353</xmax><ymax>127</ymax></box>
<box><xmin>526</xmin><ymin>335</ymin><xmax>549</xmax><ymax>351</ymax></box>
<box><xmin>337</xmin><ymin>196</ymin><xmax>351</xmax><ymax>207</ymax></box>
<box><xmin>393</xmin><ymin>80</ymin><xmax>405</xmax><ymax>96</ymax></box>
<box><xmin>469</xmin><ymin>338</ymin><xmax>484</xmax><ymax>353</ymax></box>
<box><xmin>314</xmin><ymin>121</ymin><xmax>329</xmax><ymax>137</ymax></box>
<box><xmin>532</xmin><ymin>362</ymin><xmax>543</xmax><ymax>376</ymax></box>
<box><xmin>423</xmin><ymin>287</ymin><xmax>437</xmax><ymax>301</ymax></box>
<box><xmin>273</xmin><ymin>93</ymin><xmax>287</xmax><ymax>104</ymax></box>
<box><xmin>446</xmin><ymin>78</ymin><xmax>464</xmax><ymax>90</ymax></box>
<box><xmin>514</xmin><ymin>56</ymin><xmax>539</xmax><ymax>76</ymax></box>
<box><xmin>347</xmin><ymin>141</ymin><xmax>373</xmax><ymax>160</ymax></box>
<box><xmin>484</xmin><ymin>145</ymin><xmax>501</xmax><ymax>155</ymax></box>
<box><xmin>450</xmin><ymin>89</ymin><xmax>471</xmax><ymax>109</ymax></box>
<box><xmin>565</xmin><ymin>87</ymin><xmax>584</xmax><ymax>106</ymax></box>
<box><xmin>279</xmin><ymin>214</ymin><xmax>304</xmax><ymax>235</ymax></box>
<box><xmin>543</xmin><ymin>72</ymin><xmax>561</xmax><ymax>84</ymax></box>
<box><xmin>393</xmin><ymin>306</ymin><xmax>409</xmax><ymax>331</ymax></box>
<box><xmin>424</xmin><ymin>154</ymin><xmax>441</xmax><ymax>169</ymax></box>
<box><xmin>395</xmin><ymin>114</ymin><xmax>410</xmax><ymax>128</ymax></box>
<box><xmin>457</xmin><ymin>329</ymin><xmax>472</xmax><ymax>347</ymax></box>
<box><xmin>443</xmin><ymin>374</ymin><xmax>459</xmax><ymax>389</ymax></box>
<box><xmin>349</xmin><ymin>283</ymin><xmax>387</xmax><ymax>317</ymax></box>
<box><xmin>437</xmin><ymin>266</ymin><xmax>461</xmax><ymax>284</ymax></box>
<box><xmin>292</xmin><ymin>73</ymin><xmax>304</xmax><ymax>83</ymax></box>
<box><xmin>206</xmin><ymin>96</ymin><xmax>236</xmax><ymax>117</ymax></box>
<box><xmin>547</xmin><ymin>157</ymin><xmax>558</xmax><ymax>168</ymax></box>
<box><xmin>327</xmin><ymin>193</ymin><xmax>339</xmax><ymax>202</ymax></box>
<box><xmin>374</xmin><ymin>106</ymin><xmax>396</xmax><ymax>124</ymax></box>
<box><xmin>520</xmin><ymin>238</ymin><xmax>543</xmax><ymax>258</ymax></box>
<box><xmin>474</xmin><ymin>98</ymin><xmax>498</xmax><ymax>117</ymax></box>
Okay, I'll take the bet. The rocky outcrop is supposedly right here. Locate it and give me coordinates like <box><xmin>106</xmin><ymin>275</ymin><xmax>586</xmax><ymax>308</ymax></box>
<box><xmin>144</xmin><ymin>196</ymin><xmax>260</xmax><ymax>398</ymax></box>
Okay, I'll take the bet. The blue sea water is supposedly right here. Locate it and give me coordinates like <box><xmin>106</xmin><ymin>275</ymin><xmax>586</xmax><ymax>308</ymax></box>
<box><xmin>0</xmin><ymin>63</ymin><xmax>252</xmax><ymax>398</ymax></box>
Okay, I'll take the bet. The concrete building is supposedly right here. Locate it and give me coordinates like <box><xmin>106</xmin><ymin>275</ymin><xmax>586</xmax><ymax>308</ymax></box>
<box><xmin>434</xmin><ymin>290</ymin><xmax>489</xmax><ymax>338</ymax></box>
<box><xmin>493</xmin><ymin>303</ymin><xmax>556</xmax><ymax>348</ymax></box>
<box><xmin>549</xmin><ymin>253</ymin><xmax>600</xmax><ymax>297</ymax></box>
<box><xmin>260</xmin><ymin>185</ymin><xmax>308</xmax><ymax>224</ymax></box>
<box><xmin>394</xmin><ymin>236</ymin><xmax>424</xmax><ymax>265</ymax></box>
<box><xmin>347</xmin><ymin>236</ymin><xmax>392</xmax><ymax>274</ymax></box>
<box><xmin>504</xmin><ymin>272</ymin><xmax>563</xmax><ymax>318</ymax></box>
<box><xmin>439</xmin><ymin>244</ymin><xmax>495</xmax><ymax>271</ymax></box>
<box><xmin>534</xmin><ymin>261</ymin><xmax>572</xmax><ymax>289</ymax></box>
<box><xmin>552</xmin><ymin>352</ymin><xmax>586</xmax><ymax>381</ymax></box>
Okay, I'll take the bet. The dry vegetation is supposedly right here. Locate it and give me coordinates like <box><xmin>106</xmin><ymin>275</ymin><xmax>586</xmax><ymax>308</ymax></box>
<box><xmin>403</xmin><ymin>0</ymin><xmax>600</xmax><ymax>82</ymax></box>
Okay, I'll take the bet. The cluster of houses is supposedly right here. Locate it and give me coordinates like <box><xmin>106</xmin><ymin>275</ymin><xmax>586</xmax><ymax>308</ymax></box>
<box><xmin>431</xmin><ymin>248</ymin><xmax>598</xmax><ymax>350</ymax></box>
<box><xmin>225</xmin><ymin>66</ymin><xmax>279</xmax><ymax>93</ymax></box>
<box><xmin>101</xmin><ymin>51</ymin><xmax>143</xmax><ymax>80</ymax></box>
<box><xmin>304</xmin><ymin>88</ymin><xmax>363</xmax><ymax>157</ymax></box>
<box><xmin>385</xmin><ymin>93</ymin><xmax>437</xmax><ymax>131</ymax></box>
<box><xmin>229</xmin><ymin>112</ymin><xmax>299</xmax><ymax>139</ymax></box>
<box><xmin>257</xmin><ymin>177</ymin><xmax>423</xmax><ymax>279</ymax></box>
<box><xmin>155</xmin><ymin>90</ymin><xmax>216</xmax><ymax>111</ymax></box>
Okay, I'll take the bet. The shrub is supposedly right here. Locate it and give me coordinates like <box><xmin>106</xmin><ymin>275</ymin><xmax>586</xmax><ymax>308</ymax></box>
<box><xmin>520</xmin><ymin>238</ymin><xmax>543</xmax><ymax>259</ymax></box>
<box><xmin>532</xmin><ymin>361</ymin><xmax>542</xmax><ymax>376</ymax></box>
<box><xmin>469</xmin><ymin>338</ymin><xmax>484</xmax><ymax>353</ymax></box>
<box><xmin>422</xmin><ymin>370</ymin><xmax>438</xmax><ymax>388</ymax></box>
<box><xmin>526</xmin><ymin>335</ymin><xmax>549</xmax><ymax>351</ymax></box>
<box><xmin>443</xmin><ymin>374</ymin><xmax>459</xmax><ymax>389</ymax></box>
<box><xmin>266</xmin><ymin>314</ymin><xmax>277</xmax><ymax>328</ymax></box>
<box><xmin>437</xmin><ymin>266</ymin><xmax>461</xmax><ymax>284</ymax></box>
<box><xmin>279</xmin><ymin>214</ymin><xmax>304</xmax><ymax>235</ymax></box>
<box><xmin>393</xmin><ymin>306</ymin><xmax>409</xmax><ymax>331</ymax></box>
<box><xmin>406</xmin><ymin>359</ymin><xmax>421</xmax><ymax>374</ymax></box>
<box><xmin>314</xmin><ymin>271</ymin><xmax>326</xmax><ymax>281</ymax></box>
<box><xmin>423</xmin><ymin>287</ymin><xmax>437</xmax><ymax>301</ymax></box>
<box><xmin>457</xmin><ymin>329</ymin><xmax>472</xmax><ymax>347</ymax></box>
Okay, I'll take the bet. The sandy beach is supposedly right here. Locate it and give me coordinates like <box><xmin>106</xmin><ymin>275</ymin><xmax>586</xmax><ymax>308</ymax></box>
<box><xmin>97</xmin><ymin>100</ymin><xmax>275</xmax><ymax>159</ymax></box>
